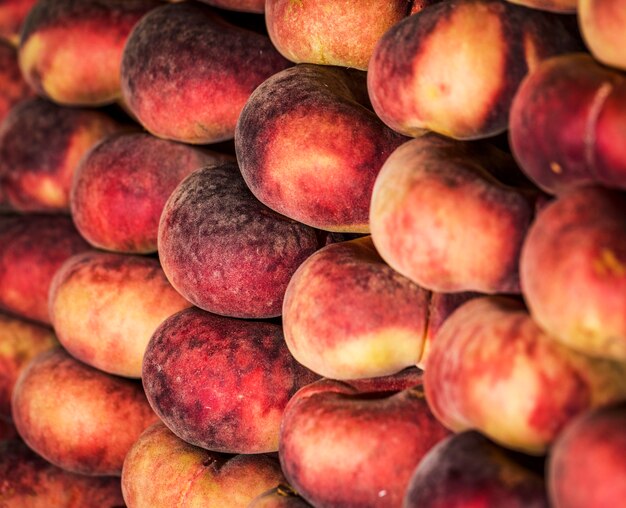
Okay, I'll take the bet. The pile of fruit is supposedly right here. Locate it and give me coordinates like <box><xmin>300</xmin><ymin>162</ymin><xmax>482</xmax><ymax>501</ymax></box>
<box><xmin>0</xmin><ymin>0</ymin><xmax>625</xmax><ymax>506</ymax></box>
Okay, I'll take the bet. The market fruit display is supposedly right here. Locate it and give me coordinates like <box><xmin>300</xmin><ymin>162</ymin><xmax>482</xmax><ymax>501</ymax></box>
<box><xmin>1</xmin><ymin>0</ymin><xmax>626</xmax><ymax>506</ymax></box>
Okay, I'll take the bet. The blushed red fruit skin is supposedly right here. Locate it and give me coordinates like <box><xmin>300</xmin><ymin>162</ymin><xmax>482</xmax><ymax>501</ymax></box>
<box><xmin>159</xmin><ymin>162</ymin><xmax>326</xmax><ymax>318</ymax></box>
<box><xmin>122</xmin><ymin>422</ymin><xmax>285</xmax><ymax>507</ymax></box>
<box><xmin>279</xmin><ymin>372</ymin><xmax>451</xmax><ymax>508</ymax></box>
<box><xmin>510</xmin><ymin>53</ymin><xmax>626</xmax><ymax>194</ymax></box>
<box><xmin>71</xmin><ymin>132</ymin><xmax>231</xmax><ymax>253</ymax></box>
<box><xmin>18</xmin><ymin>0</ymin><xmax>162</xmax><ymax>106</ymax></box>
<box><xmin>0</xmin><ymin>214</ymin><xmax>90</xmax><ymax>324</ymax></box>
<box><xmin>266</xmin><ymin>0</ymin><xmax>411</xmax><ymax>70</ymax></box>
<box><xmin>283</xmin><ymin>235</ymin><xmax>431</xmax><ymax>380</ymax></box>
<box><xmin>0</xmin><ymin>98</ymin><xmax>123</xmax><ymax>212</ymax></box>
<box><xmin>49</xmin><ymin>251</ymin><xmax>192</xmax><ymax>378</ymax></box>
<box><xmin>235</xmin><ymin>64</ymin><xmax>407</xmax><ymax>233</ymax></box>
<box><xmin>548</xmin><ymin>402</ymin><xmax>626</xmax><ymax>508</ymax></box>
<box><xmin>0</xmin><ymin>312</ymin><xmax>58</xmax><ymax>417</ymax></box>
<box><xmin>424</xmin><ymin>296</ymin><xmax>626</xmax><ymax>454</ymax></box>
<box><xmin>142</xmin><ymin>307</ymin><xmax>318</xmax><ymax>454</ymax></box>
<box><xmin>0</xmin><ymin>39</ymin><xmax>33</xmax><ymax>125</ymax></box>
<box><xmin>11</xmin><ymin>347</ymin><xmax>159</xmax><ymax>476</ymax></box>
<box><xmin>370</xmin><ymin>134</ymin><xmax>538</xmax><ymax>294</ymax></box>
<box><xmin>0</xmin><ymin>439</ymin><xmax>124</xmax><ymax>507</ymax></box>
<box><xmin>120</xmin><ymin>1</ymin><xmax>290</xmax><ymax>144</ymax></box>
<box><xmin>367</xmin><ymin>0</ymin><xmax>581</xmax><ymax>139</ymax></box>
<box><xmin>249</xmin><ymin>485</ymin><xmax>313</xmax><ymax>508</ymax></box>
<box><xmin>404</xmin><ymin>431</ymin><xmax>549</xmax><ymax>508</ymax></box>
<box><xmin>0</xmin><ymin>0</ymin><xmax>37</xmax><ymax>44</ymax></box>
<box><xmin>520</xmin><ymin>186</ymin><xmax>626</xmax><ymax>361</ymax></box>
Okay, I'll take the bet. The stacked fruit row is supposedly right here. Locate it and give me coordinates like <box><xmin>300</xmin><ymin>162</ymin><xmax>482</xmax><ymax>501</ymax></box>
<box><xmin>0</xmin><ymin>0</ymin><xmax>625</xmax><ymax>506</ymax></box>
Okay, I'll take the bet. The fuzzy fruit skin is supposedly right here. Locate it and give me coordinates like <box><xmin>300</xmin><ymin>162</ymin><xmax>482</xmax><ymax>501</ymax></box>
<box><xmin>0</xmin><ymin>214</ymin><xmax>90</xmax><ymax>324</ymax></box>
<box><xmin>548</xmin><ymin>402</ymin><xmax>626</xmax><ymax>508</ymax></box>
<box><xmin>11</xmin><ymin>347</ymin><xmax>159</xmax><ymax>476</ymax></box>
<box><xmin>71</xmin><ymin>132</ymin><xmax>231</xmax><ymax>254</ymax></box>
<box><xmin>0</xmin><ymin>312</ymin><xmax>57</xmax><ymax>417</ymax></box>
<box><xmin>424</xmin><ymin>296</ymin><xmax>626</xmax><ymax>455</ymax></box>
<box><xmin>122</xmin><ymin>422</ymin><xmax>285</xmax><ymax>507</ymax></box>
<box><xmin>18</xmin><ymin>0</ymin><xmax>161</xmax><ymax>106</ymax></box>
<box><xmin>521</xmin><ymin>186</ymin><xmax>626</xmax><ymax>361</ymax></box>
<box><xmin>0</xmin><ymin>39</ymin><xmax>33</xmax><ymax>125</ymax></box>
<box><xmin>158</xmin><ymin>162</ymin><xmax>326</xmax><ymax>319</ymax></box>
<box><xmin>367</xmin><ymin>0</ymin><xmax>581</xmax><ymax>139</ymax></box>
<box><xmin>120</xmin><ymin>1</ymin><xmax>290</xmax><ymax>144</ymax></box>
<box><xmin>265</xmin><ymin>0</ymin><xmax>411</xmax><ymax>70</ymax></box>
<box><xmin>49</xmin><ymin>251</ymin><xmax>191</xmax><ymax>378</ymax></box>
<box><xmin>404</xmin><ymin>431</ymin><xmax>549</xmax><ymax>508</ymax></box>
<box><xmin>579</xmin><ymin>0</ymin><xmax>626</xmax><ymax>71</ymax></box>
<box><xmin>236</xmin><ymin>64</ymin><xmax>407</xmax><ymax>233</ymax></box>
<box><xmin>370</xmin><ymin>134</ymin><xmax>538</xmax><ymax>294</ymax></box>
<box><xmin>0</xmin><ymin>0</ymin><xmax>37</xmax><ymax>45</ymax></box>
<box><xmin>0</xmin><ymin>439</ymin><xmax>124</xmax><ymax>507</ymax></box>
<box><xmin>142</xmin><ymin>307</ymin><xmax>318</xmax><ymax>454</ymax></box>
<box><xmin>0</xmin><ymin>98</ymin><xmax>123</xmax><ymax>212</ymax></box>
<box><xmin>279</xmin><ymin>371</ymin><xmax>451</xmax><ymax>508</ymax></box>
<box><xmin>249</xmin><ymin>485</ymin><xmax>313</xmax><ymax>507</ymax></box>
<box><xmin>282</xmin><ymin>235</ymin><xmax>431</xmax><ymax>380</ymax></box>
<box><xmin>510</xmin><ymin>53</ymin><xmax>626</xmax><ymax>194</ymax></box>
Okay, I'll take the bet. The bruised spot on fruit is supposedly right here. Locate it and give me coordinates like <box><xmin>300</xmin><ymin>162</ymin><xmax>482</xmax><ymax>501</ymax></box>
<box><xmin>592</xmin><ymin>249</ymin><xmax>626</xmax><ymax>277</ymax></box>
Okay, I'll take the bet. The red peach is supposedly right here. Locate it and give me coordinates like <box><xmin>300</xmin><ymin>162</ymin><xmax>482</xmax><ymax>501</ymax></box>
<box><xmin>0</xmin><ymin>98</ymin><xmax>124</xmax><ymax>212</ymax></box>
<box><xmin>0</xmin><ymin>0</ymin><xmax>37</xmax><ymax>45</ymax></box>
<box><xmin>11</xmin><ymin>347</ymin><xmax>159</xmax><ymax>476</ymax></box>
<box><xmin>18</xmin><ymin>0</ymin><xmax>162</xmax><ymax>106</ymax></box>
<box><xmin>49</xmin><ymin>251</ymin><xmax>191</xmax><ymax>378</ymax></box>
<box><xmin>120</xmin><ymin>1</ymin><xmax>290</xmax><ymax>144</ymax></box>
<box><xmin>142</xmin><ymin>307</ymin><xmax>318</xmax><ymax>454</ymax></box>
<box><xmin>158</xmin><ymin>162</ymin><xmax>327</xmax><ymax>318</ymax></box>
<box><xmin>0</xmin><ymin>39</ymin><xmax>33</xmax><ymax>125</ymax></box>
<box><xmin>579</xmin><ymin>0</ymin><xmax>626</xmax><ymax>71</ymax></box>
<box><xmin>71</xmin><ymin>132</ymin><xmax>231</xmax><ymax>253</ymax></box>
<box><xmin>122</xmin><ymin>422</ymin><xmax>285</xmax><ymax>507</ymax></box>
<box><xmin>0</xmin><ymin>214</ymin><xmax>90</xmax><ymax>324</ymax></box>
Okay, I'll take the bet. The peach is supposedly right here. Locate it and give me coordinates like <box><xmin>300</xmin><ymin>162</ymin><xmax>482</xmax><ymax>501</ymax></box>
<box><xmin>279</xmin><ymin>370</ymin><xmax>451</xmax><ymax>508</ymax></box>
<box><xmin>71</xmin><ymin>132</ymin><xmax>231</xmax><ymax>254</ymax></box>
<box><xmin>49</xmin><ymin>251</ymin><xmax>191</xmax><ymax>378</ymax></box>
<box><xmin>235</xmin><ymin>64</ymin><xmax>407</xmax><ymax>233</ymax></box>
<box><xmin>11</xmin><ymin>347</ymin><xmax>159</xmax><ymax>476</ymax></box>
<box><xmin>424</xmin><ymin>296</ymin><xmax>626</xmax><ymax>454</ymax></box>
<box><xmin>0</xmin><ymin>311</ymin><xmax>58</xmax><ymax>418</ymax></box>
<box><xmin>548</xmin><ymin>402</ymin><xmax>626</xmax><ymax>507</ymax></box>
<box><xmin>265</xmin><ymin>0</ymin><xmax>410</xmax><ymax>70</ymax></box>
<box><xmin>370</xmin><ymin>134</ymin><xmax>538</xmax><ymax>294</ymax></box>
<box><xmin>504</xmin><ymin>0</ymin><xmax>577</xmax><ymax>12</ymax></box>
<box><xmin>120</xmin><ymin>1</ymin><xmax>289</xmax><ymax>144</ymax></box>
<box><xmin>579</xmin><ymin>0</ymin><xmax>626</xmax><ymax>71</ymax></box>
<box><xmin>249</xmin><ymin>485</ymin><xmax>313</xmax><ymax>507</ymax></box>
<box><xmin>0</xmin><ymin>214</ymin><xmax>90</xmax><ymax>324</ymax></box>
<box><xmin>0</xmin><ymin>39</ymin><xmax>33</xmax><ymax>125</ymax></box>
<box><xmin>283</xmin><ymin>235</ymin><xmax>431</xmax><ymax>380</ymax></box>
<box><xmin>0</xmin><ymin>0</ymin><xmax>36</xmax><ymax>45</ymax></box>
<box><xmin>18</xmin><ymin>0</ymin><xmax>162</xmax><ymax>106</ymax></box>
<box><xmin>520</xmin><ymin>186</ymin><xmax>626</xmax><ymax>361</ymax></box>
<box><xmin>0</xmin><ymin>439</ymin><xmax>124</xmax><ymax>507</ymax></box>
<box><xmin>158</xmin><ymin>162</ymin><xmax>326</xmax><ymax>318</ymax></box>
<box><xmin>0</xmin><ymin>98</ymin><xmax>124</xmax><ymax>212</ymax></box>
<box><xmin>142</xmin><ymin>307</ymin><xmax>318</xmax><ymax>454</ymax></box>
<box><xmin>122</xmin><ymin>422</ymin><xmax>285</xmax><ymax>507</ymax></box>
<box><xmin>404</xmin><ymin>431</ymin><xmax>549</xmax><ymax>507</ymax></box>
<box><xmin>510</xmin><ymin>53</ymin><xmax>626</xmax><ymax>194</ymax></box>
<box><xmin>367</xmin><ymin>0</ymin><xmax>582</xmax><ymax>139</ymax></box>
